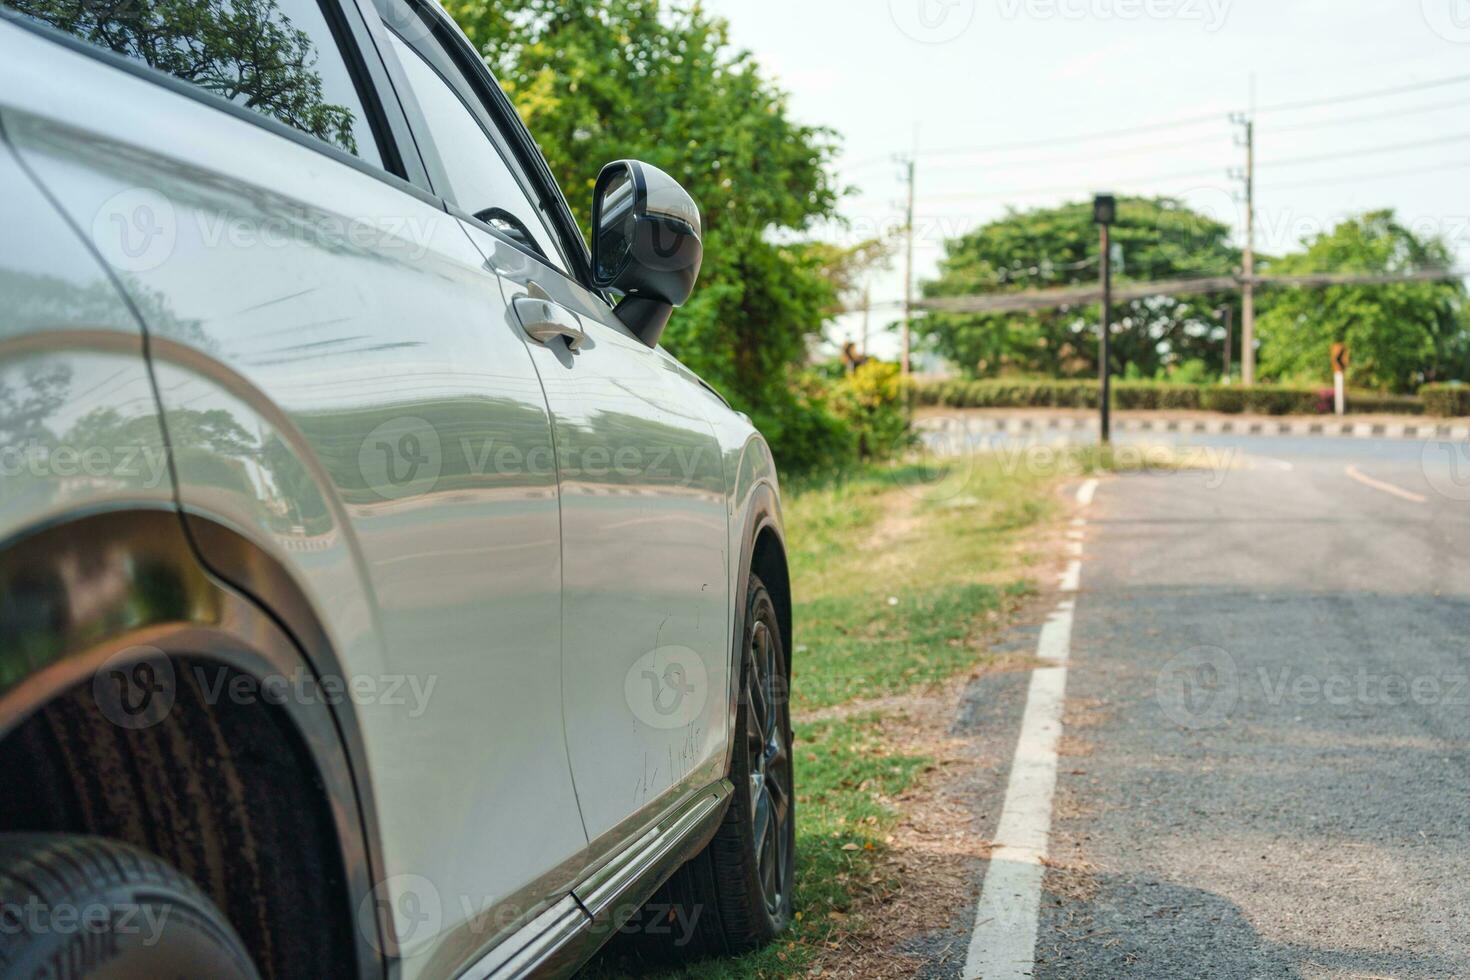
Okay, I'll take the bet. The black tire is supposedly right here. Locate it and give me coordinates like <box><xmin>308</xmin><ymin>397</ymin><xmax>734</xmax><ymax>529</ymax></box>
<box><xmin>624</xmin><ymin>573</ymin><xmax>795</xmax><ymax>962</ymax></box>
<box><xmin>0</xmin><ymin>834</ymin><xmax>259</xmax><ymax>979</ymax></box>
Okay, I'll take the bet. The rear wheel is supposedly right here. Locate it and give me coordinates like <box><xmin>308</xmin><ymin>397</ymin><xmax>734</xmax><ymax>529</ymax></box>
<box><xmin>0</xmin><ymin>833</ymin><xmax>259</xmax><ymax>979</ymax></box>
<box><xmin>626</xmin><ymin>573</ymin><xmax>795</xmax><ymax>961</ymax></box>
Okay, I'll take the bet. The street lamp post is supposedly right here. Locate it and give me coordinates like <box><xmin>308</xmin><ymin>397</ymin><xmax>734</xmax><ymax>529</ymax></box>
<box><xmin>1094</xmin><ymin>194</ymin><xmax>1116</xmax><ymax>446</ymax></box>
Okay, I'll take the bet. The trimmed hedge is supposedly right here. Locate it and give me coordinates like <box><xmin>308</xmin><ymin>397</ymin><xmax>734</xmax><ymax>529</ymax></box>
<box><xmin>920</xmin><ymin>379</ymin><xmax>1100</xmax><ymax>410</ymax></box>
<box><xmin>915</xmin><ymin>379</ymin><xmax>1427</xmax><ymax>416</ymax></box>
<box><xmin>1421</xmin><ymin>383</ymin><xmax>1470</xmax><ymax>418</ymax></box>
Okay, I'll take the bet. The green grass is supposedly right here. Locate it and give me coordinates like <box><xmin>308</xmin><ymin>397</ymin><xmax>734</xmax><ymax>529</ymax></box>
<box><xmin>585</xmin><ymin>453</ymin><xmax>1072</xmax><ymax>978</ymax></box>
<box><xmin>783</xmin><ymin>456</ymin><xmax>1056</xmax><ymax>712</ymax></box>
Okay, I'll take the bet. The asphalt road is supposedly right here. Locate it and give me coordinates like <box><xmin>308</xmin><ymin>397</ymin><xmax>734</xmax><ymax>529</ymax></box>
<box><xmin>946</xmin><ymin>432</ymin><xmax>1470</xmax><ymax>979</ymax></box>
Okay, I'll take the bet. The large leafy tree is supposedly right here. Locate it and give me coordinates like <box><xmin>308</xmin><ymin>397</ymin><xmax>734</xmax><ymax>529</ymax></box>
<box><xmin>918</xmin><ymin>197</ymin><xmax>1241</xmax><ymax>379</ymax></box>
<box><xmin>445</xmin><ymin>0</ymin><xmax>845</xmax><ymax>466</ymax></box>
<box><xmin>1257</xmin><ymin>211</ymin><xmax>1470</xmax><ymax>392</ymax></box>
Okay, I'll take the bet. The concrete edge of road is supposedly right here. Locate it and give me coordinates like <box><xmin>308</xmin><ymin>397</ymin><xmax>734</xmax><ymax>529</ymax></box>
<box><xmin>918</xmin><ymin>413</ymin><xmax>1470</xmax><ymax>442</ymax></box>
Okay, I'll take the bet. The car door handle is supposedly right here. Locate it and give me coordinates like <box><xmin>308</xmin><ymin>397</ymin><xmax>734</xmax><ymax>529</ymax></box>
<box><xmin>514</xmin><ymin>296</ymin><xmax>586</xmax><ymax>352</ymax></box>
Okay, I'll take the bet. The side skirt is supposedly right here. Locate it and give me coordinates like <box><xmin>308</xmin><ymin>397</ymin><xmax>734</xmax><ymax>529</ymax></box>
<box><xmin>460</xmin><ymin>780</ymin><xmax>733</xmax><ymax>979</ymax></box>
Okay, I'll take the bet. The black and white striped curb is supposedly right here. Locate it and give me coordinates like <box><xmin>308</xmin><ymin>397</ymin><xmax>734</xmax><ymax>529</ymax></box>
<box><xmin>918</xmin><ymin>415</ymin><xmax>1470</xmax><ymax>442</ymax></box>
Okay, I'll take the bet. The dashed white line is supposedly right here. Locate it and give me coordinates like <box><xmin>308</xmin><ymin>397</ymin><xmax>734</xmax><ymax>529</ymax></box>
<box><xmin>964</xmin><ymin>608</ymin><xmax>1074</xmax><ymax>980</ymax></box>
<box><xmin>1345</xmin><ymin>465</ymin><xmax>1427</xmax><ymax>504</ymax></box>
<box><xmin>964</xmin><ymin>485</ymin><xmax>1091</xmax><ymax>979</ymax></box>
<box><xmin>1247</xmin><ymin>454</ymin><xmax>1295</xmax><ymax>472</ymax></box>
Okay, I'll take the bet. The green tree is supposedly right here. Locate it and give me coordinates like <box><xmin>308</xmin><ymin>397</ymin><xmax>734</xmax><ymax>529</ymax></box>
<box><xmin>443</xmin><ymin>0</ymin><xmax>846</xmax><ymax>469</ymax></box>
<box><xmin>1257</xmin><ymin>211</ymin><xmax>1470</xmax><ymax>392</ymax></box>
<box><xmin>918</xmin><ymin>197</ymin><xmax>1241</xmax><ymax>379</ymax></box>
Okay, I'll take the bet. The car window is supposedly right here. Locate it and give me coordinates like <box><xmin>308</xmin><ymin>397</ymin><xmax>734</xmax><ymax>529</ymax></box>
<box><xmin>379</xmin><ymin>25</ymin><xmax>567</xmax><ymax>272</ymax></box>
<box><xmin>4</xmin><ymin>0</ymin><xmax>383</xmax><ymax>165</ymax></box>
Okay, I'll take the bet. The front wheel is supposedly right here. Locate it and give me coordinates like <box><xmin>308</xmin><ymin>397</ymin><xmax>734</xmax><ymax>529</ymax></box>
<box><xmin>633</xmin><ymin>573</ymin><xmax>795</xmax><ymax>960</ymax></box>
<box><xmin>0</xmin><ymin>833</ymin><xmax>260</xmax><ymax>979</ymax></box>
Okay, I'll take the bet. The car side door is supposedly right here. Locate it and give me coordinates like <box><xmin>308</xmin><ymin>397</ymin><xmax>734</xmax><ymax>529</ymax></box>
<box><xmin>0</xmin><ymin>3</ymin><xmax>588</xmax><ymax>974</ymax></box>
<box><xmin>370</xmin><ymin>0</ymin><xmax>734</xmax><ymax>857</ymax></box>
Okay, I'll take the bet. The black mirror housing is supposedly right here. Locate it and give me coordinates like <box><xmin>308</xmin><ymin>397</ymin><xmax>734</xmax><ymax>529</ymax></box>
<box><xmin>591</xmin><ymin>160</ymin><xmax>703</xmax><ymax>348</ymax></box>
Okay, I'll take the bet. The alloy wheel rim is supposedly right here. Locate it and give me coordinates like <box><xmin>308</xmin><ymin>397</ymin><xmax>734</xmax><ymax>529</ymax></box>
<box><xmin>746</xmin><ymin>608</ymin><xmax>792</xmax><ymax>918</ymax></box>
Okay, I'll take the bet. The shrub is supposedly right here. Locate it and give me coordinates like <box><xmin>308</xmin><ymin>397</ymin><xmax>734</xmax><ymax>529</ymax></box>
<box><xmin>1114</xmin><ymin>383</ymin><xmax>1202</xmax><ymax>411</ymax></box>
<box><xmin>1421</xmin><ymin>383</ymin><xmax>1470</xmax><ymax>418</ymax></box>
<box><xmin>829</xmin><ymin>361</ymin><xmax>913</xmax><ymax>459</ymax></box>
<box><xmin>913</xmin><ymin>379</ymin><xmax>1427</xmax><ymax>416</ymax></box>
<box><xmin>755</xmin><ymin>378</ymin><xmax>858</xmax><ymax>475</ymax></box>
<box><xmin>1348</xmin><ymin>392</ymin><xmax>1424</xmax><ymax>415</ymax></box>
<box><xmin>1201</xmin><ymin>386</ymin><xmax>1247</xmax><ymax>414</ymax></box>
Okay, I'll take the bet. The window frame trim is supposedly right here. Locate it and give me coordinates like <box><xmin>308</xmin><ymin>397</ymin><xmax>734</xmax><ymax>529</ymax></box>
<box><xmin>375</xmin><ymin>18</ymin><xmax>569</xmax><ymax>272</ymax></box>
<box><xmin>362</xmin><ymin>0</ymin><xmax>608</xmax><ymax>300</ymax></box>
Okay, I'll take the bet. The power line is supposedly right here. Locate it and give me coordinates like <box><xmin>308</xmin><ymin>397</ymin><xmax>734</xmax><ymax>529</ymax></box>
<box><xmin>1255</xmin><ymin>73</ymin><xmax>1470</xmax><ymax>115</ymax></box>
<box><xmin>913</xmin><ymin>131</ymin><xmax>1470</xmax><ymax>204</ymax></box>
<box><xmin>922</xmin><ymin>111</ymin><xmax>1230</xmax><ymax>158</ymax></box>
<box><xmin>1259</xmin><ymin>131</ymin><xmax>1470</xmax><ymax>170</ymax></box>
<box><xmin>913</xmin><ymin>97</ymin><xmax>1467</xmax><ymax>176</ymax></box>
<box><xmin>919</xmin><ymin>131</ymin><xmax>1234</xmax><ymax>174</ymax></box>
<box><xmin>920</xmin><ymin>164</ymin><xmax>1228</xmax><ymax>203</ymax></box>
<box><xmin>1263</xmin><ymin>97</ymin><xmax>1466</xmax><ymax>136</ymax></box>
<box><xmin>846</xmin><ymin>71</ymin><xmax>1470</xmax><ymax>173</ymax></box>
<box><xmin>1263</xmin><ymin>157</ymin><xmax>1470</xmax><ymax>191</ymax></box>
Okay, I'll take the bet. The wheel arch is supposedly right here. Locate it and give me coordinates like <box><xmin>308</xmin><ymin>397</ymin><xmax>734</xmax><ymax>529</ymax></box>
<box><xmin>723</xmin><ymin>480</ymin><xmax>791</xmax><ymax>776</ymax></box>
<box><xmin>0</xmin><ymin>504</ymin><xmax>387</xmax><ymax>978</ymax></box>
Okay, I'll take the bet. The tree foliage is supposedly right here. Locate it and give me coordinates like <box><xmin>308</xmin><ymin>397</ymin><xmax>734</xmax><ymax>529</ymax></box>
<box><xmin>918</xmin><ymin>197</ymin><xmax>1241</xmax><ymax>380</ymax></box>
<box><xmin>13</xmin><ymin>0</ymin><xmax>358</xmax><ymax>150</ymax></box>
<box><xmin>1257</xmin><ymin>211</ymin><xmax>1470</xmax><ymax>392</ymax></box>
<box><xmin>445</xmin><ymin>0</ymin><xmax>849</xmax><ymax>469</ymax></box>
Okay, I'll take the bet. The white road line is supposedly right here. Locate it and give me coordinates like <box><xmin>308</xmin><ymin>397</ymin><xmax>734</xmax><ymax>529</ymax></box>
<box><xmin>964</xmin><ymin>602</ymin><xmax>1074</xmax><ymax>980</ymax></box>
<box><xmin>1247</xmin><ymin>454</ymin><xmax>1295</xmax><ymax>472</ymax></box>
<box><xmin>1345</xmin><ymin>465</ymin><xmax>1427</xmax><ymax>504</ymax></box>
<box><xmin>1035</xmin><ymin>600</ymin><xmax>1075</xmax><ymax>663</ymax></box>
<box><xmin>964</xmin><ymin>497</ymin><xmax>1090</xmax><ymax>979</ymax></box>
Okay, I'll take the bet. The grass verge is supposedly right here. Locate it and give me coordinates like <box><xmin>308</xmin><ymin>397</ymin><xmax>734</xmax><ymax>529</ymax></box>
<box><xmin>586</xmin><ymin>451</ymin><xmax>1088</xmax><ymax>977</ymax></box>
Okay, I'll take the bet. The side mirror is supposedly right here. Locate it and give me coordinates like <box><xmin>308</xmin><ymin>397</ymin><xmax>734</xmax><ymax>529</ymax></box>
<box><xmin>591</xmin><ymin>160</ymin><xmax>703</xmax><ymax>348</ymax></box>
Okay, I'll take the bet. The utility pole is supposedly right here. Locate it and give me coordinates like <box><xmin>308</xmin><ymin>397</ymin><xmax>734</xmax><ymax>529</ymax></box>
<box><xmin>1219</xmin><ymin>304</ymin><xmax>1234</xmax><ymax>381</ymax></box>
<box><xmin>1241</xmin><ymin>117</ymin><xmax>1256</xmax><ymax>386</ymax></box>
<box><xmin>1094</xmin><ymin>194</ymin><xmax>1117</xmax><ymax>445</ymax></box>
<box><xmin>861</xmin><ymin>282</ymin><xmax>871</xmax><ymax>359</ymax></box>
<box><xmin>901</xmin><ymin>156</ymin><xmax>916</xmax><ymax>376</ymax></box>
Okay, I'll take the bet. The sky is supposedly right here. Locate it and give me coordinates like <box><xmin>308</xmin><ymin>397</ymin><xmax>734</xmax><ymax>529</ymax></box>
<box><xmin>699</xmin><ymin>0</ymin><xmax>1470</xmax><ymax>361</ymax></box>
